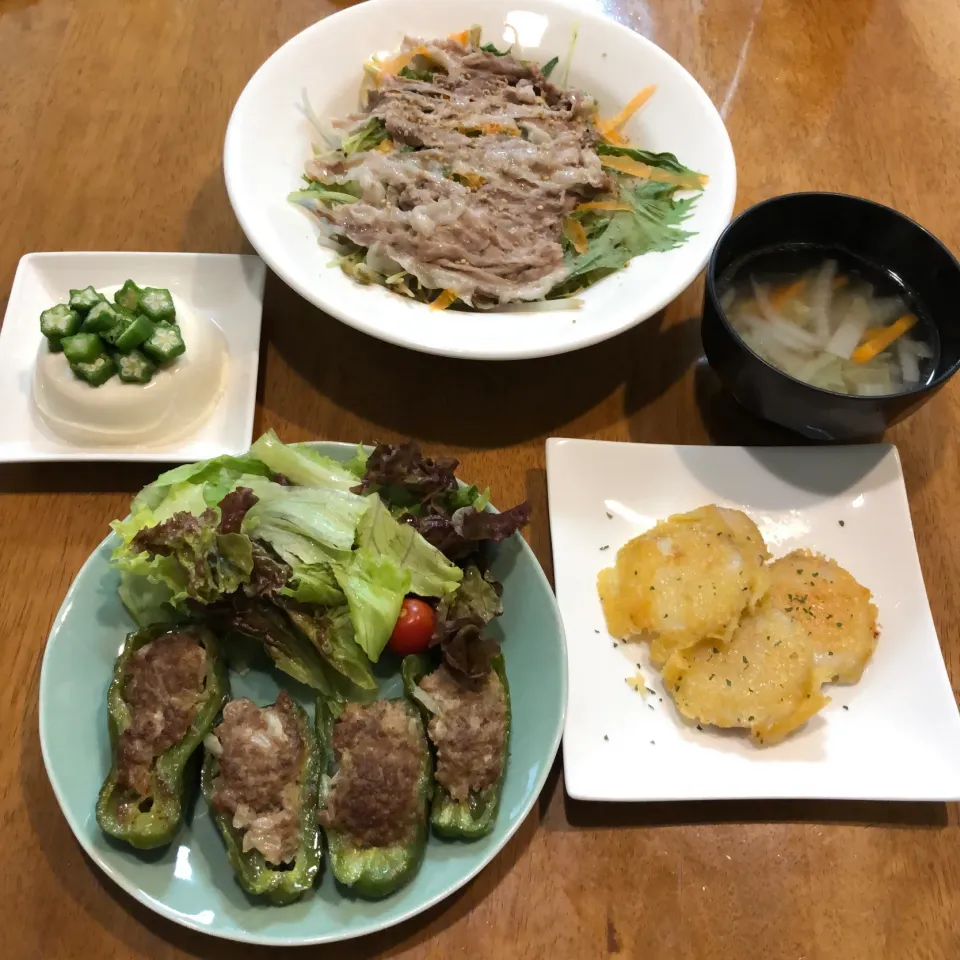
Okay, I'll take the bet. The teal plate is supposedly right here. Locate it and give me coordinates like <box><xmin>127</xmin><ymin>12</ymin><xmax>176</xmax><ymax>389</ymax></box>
<box><xmin>38</xmin><ymin>442</ymin><xmax>566</xmax><ymax>945</ymax></box>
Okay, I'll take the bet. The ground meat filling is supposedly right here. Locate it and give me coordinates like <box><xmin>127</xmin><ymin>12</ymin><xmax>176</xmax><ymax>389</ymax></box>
<box><xmin>418</xmin><ymin>664</ymin><xmax>507</xmax><ymax>802</ymax></box>
<box><xmin>115</xmin><ymin>631</ymin><xmax>208</xmax><ymax>800</ymax></box>
<box><xmin>208</xmin><ymin>692</ymin><xmax>304</xmax><ymax>866</ymax></box>
<box><xmin>309</xmin><ymin>37</ymin><xmax>611</xmax><ymax>306</ymax></box>
<box><xmin>319</xmin><ymin>701</ymin><xmax>422</xmax><ymax>848</ymax></box>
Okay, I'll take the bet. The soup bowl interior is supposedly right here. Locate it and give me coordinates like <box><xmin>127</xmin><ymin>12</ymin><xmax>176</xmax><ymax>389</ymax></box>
<box><xmin>702</xmin><ymin>192</ymin><xmax>960</xmax><ymax>439</ymax></box>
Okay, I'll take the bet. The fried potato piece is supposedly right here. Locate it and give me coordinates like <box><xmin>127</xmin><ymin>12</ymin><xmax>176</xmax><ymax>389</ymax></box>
<box><xmin>765</xmin><ymin>550</ymin><xmax>879</xmax><ymax>685</ymax></box>
<box><xmin>662</xmin><ymin>605</ymin><xmax>829</xmax><ymax>744</ymax></box>
<box><xmin>597</xmin><ymin>505</ymin><xmax>770</xmax><ymax>663</ymax></box>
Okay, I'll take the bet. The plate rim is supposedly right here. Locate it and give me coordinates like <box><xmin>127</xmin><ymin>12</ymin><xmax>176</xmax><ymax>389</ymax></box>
<box><xmin>222</xmin><ymin>0</ymin><xmax>737</xmax><ymax>360</ymax></box>
<box><xmin>545</xmin><ymin>437</ymin><xmax>960</xmax><ymax>803</ymax></box>
<box><xmin>38</xmin><ymin>440</ymin><xmax>567</xmax><ymax>945</ymax></box>
<box><xmin>0</xmin><ymin>250</ymin><xmax>265</xmax><ymax>463</ymax></box>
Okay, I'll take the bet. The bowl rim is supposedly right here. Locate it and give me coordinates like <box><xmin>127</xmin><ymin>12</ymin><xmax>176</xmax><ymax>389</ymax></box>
<box><xmin>704</xmin><ymin>190</ymin><xmax>960</xmax><ymax>401</ymax></box>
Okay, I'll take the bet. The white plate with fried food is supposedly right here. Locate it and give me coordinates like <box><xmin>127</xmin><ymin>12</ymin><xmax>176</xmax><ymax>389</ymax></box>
<box><xmin>546</xmin><ymin>438</ymin><xmax>960</xmax><ymax>802</ymax></box>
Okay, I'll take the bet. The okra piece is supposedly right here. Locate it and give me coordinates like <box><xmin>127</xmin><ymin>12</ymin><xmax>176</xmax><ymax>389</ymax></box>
<box><xmin>40</xmin><ymin>303</ymin><xmax>80</xmax><ymax>340</ymax></box>
<box><xmin>96</xmin><ymin>624</ymin><xmax>229</xmax><ymax>849</ymax></box>
<box><xmin>143</xmin><ymin>321</ymin><xmax>186</xmax><ymax>363</ymax></box>
<box><xmin>113</xmin><ymin>314</ymin><xmax>154</xmax><ymax>352</ymax></box>
<box><xmin>81</xmin><ymin>300</ymin><xmax>121</xmax><ymax>333</ymax></box>
<box><xmin>72</xmin><ymin>354</ymin><xmax>117</xmax><ymax>386</ymax></box>
<box><xmin>318</xmin><ymin>698</ymin><xmax>432</xmax><ymax>899</ymax></box>
<box><xmin>61</xmin><ymin>331</ymin><xmax>105</xmax><ymax>364</ymax></box>
<box><xmin>202</xmin><ymin>693</ymin><xmax>321</xmax><ymax>905</ymax></box>
<box><xmin>138</xmin><ymin>286</ymin><xmax>176</xmax><ymax>322</ymax></box>
<box><xmin>101</xmin><ymin>317</ymin><xmax>130</xmax><ymax>346</ymax></box>
<box><xmin>114</xmin><ymin>279</ymin><xmax>143</xmax><ymax>313</ymax></box>
<box><xmin>68</xmin><ymin>285</ymin><xmax>103</xmax><ymax>314</ymax></box>
<box><xmin>402</xmin><ymin>653</ymin><xmax>511</xmax><ymax>841</ymax></box>
<box><xmin>115</xmin><ymin>349</ymin><xmax>156</xmax><ymax>384</ymax></box>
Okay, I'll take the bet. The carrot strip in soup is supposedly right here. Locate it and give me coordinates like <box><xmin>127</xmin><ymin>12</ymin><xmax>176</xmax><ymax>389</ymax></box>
<box><xmin>851</xmin><ymin>314</ymin><xmax>918</xmax><ymax>363</ymax></box>
<box><xmin>449</xmin><ymin>30</ymin><xmax>471</xmax><ymax>45</ymax></box>
<box><xmin>770</xmin><ymin>278</ymin><xmax>807</xmax><ymax>310</ymax></box>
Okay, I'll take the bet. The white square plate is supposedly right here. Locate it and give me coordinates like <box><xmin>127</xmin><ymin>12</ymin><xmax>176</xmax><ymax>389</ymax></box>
<box><xmin>0</xmin><ymin>252</ymin><xmax>265</xmax><ymax>461</ymax></box>
<box><xmin>546</xmin><ymin>438</ymin><xmax>960</xmax><ymax>802</ymax></box>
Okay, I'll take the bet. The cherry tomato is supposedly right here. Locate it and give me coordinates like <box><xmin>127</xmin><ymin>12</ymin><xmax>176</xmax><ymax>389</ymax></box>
<box><xmin>387</xmin><ymin>598</ymin><xmax>436</xmax><ymax>655</ymax></box>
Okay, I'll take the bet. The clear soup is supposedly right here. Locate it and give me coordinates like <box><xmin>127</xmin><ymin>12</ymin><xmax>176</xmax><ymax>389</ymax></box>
<box><xmin>718</xmin><ymin>246</ymin><xmax>938</xmax><ymax>396</ymax></box>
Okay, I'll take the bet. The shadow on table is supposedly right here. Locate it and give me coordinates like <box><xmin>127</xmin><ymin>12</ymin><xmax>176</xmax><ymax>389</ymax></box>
<box><xmin>263</xmin><ymin>272</ymin><xmax>694</xmax><ymax>447</ymax></box>
<box><xmin>562</xmin><ymin>795</ymin><xmax>949</xmax><ymax>830</ymax></box>
<box><xmin>0</xmin><ymin>461</ymin><xmax>163</xmax><ymax>495</ymax></box>
<box><xmin>691</xmin><ymin>356</ymin><xmax>810</xmax><ymax>448</ymax></box>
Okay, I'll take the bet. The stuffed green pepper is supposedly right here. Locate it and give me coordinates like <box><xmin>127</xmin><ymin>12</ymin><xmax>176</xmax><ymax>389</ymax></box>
<box><xmin>402</xmin><ymin>653</ymin><xmax>510</xmax><ymax>840</ymax></box>
<box><xmin>318</xmin><ymin>698</ymin><xmax>432</xmax><ymax>899</ymax></box>
<box><xmin>202</xmin><ymin>691</ymin><xmax>321</xmax><ymax>905</ymax></box>
<box><xmin>96</xmin><ymin>623</ymin><xmax>228</xmax><ymax>849</ymax></box>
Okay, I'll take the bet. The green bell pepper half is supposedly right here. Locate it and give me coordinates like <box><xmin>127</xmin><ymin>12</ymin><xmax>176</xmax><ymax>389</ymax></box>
<box><xmin>202</xmin><ymin>695</ymin><xmax>322</xmax><ymax>905</ymax></box>
<box><xmin>317</xmin><ymin>698</ymin><xmax>432</xmax><ymax>899</ymax></box>
<box><xmin>401</xmin><ymin>653</ymin><xmax>511</xmax><ymax>841</ymax></box>
<box><xmin>96</xmin><ymin>623</ymin><xmax>228</xmax><ymax>849</ymax></box>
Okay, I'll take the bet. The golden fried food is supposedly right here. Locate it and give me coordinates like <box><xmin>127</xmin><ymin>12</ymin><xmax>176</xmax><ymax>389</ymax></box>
<box><xmin>765</xmin><ymin>550</ymin><xmax>879</xmax><ymax>685</ymax></box>
<box><xmin>597</xmin><ymin>505</ymin><xmax>770</xmax><ymax>664</ymax></box>
<box><xmin>662</xmin><ymin>605</ymin><xmax>830</xmax><ymax>744</ymax></box>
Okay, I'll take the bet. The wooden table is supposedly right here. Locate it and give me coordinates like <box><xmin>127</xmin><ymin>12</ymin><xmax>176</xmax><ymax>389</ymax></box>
<box><xmin>3</xmin><ymin>0</ymin><xmax>960</xmax><ymax>956</ymax></box>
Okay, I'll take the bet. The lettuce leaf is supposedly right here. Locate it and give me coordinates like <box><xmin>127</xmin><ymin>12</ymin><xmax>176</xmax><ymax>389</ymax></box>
<box><xmin>282</xmin><ymin>603</ymin><xmax>376</xmax><ymax>690</ymax></box>
<box><xmin>282</xmin><ymin>562</ymin><xmax>344</xmax><ymax>605</ymax></box>
<box><xmin>241</xmin><ymin>479</ymin><xmax>369</xmax><ymax>561</ymax></box>
<box><xmin>204</xmin><ymin>595</ymin><xmax>352</xmax><ymax>697</ymax></box>
<box><xmin>111</xmin><ymin>509</ymin><xmax>254</xmax><ymax>609</ymax></box>
<box><xmin>333</xmin><ymin>547</ymin><xmax>411</xmax><ymax>662</ymax></box>
<box><xmin>357</xmin><ymin>495</ymin><xmax>462</xmax><ymax>598</ymax></box>
<box><xmin>130</xmin><ymin>455</ymin><xmax>271</xmax><ymax>513</ymax></box>
<box><xmin>249</xmin><ymin>430</ymin><xmax>359</xmax><ymax>493</ymax></box>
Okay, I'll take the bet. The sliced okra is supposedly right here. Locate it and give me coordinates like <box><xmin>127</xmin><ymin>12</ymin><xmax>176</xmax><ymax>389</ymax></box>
<box><xmin>40</xmin><ymin>304</ymin><xmax>80</xmax><ymax>340</ymax></box>
<box><xmin>138</xmin><ymin>287</ymin><xmax>176</xmax><ymax>323</ymax></box>
<box><xmin>115</xmin><ymin>349</ymin><xmax>156</xmax><ymax>384</ymax></box>
<box><xmin>72</xmin><ymin>354</ymin><xmax>117</xmax><ymax>386</ymax></box>
<box><xmin>61</xmin><ymin>332</ymin><xmax>105</xmax><ymax>364</ymax></box>
<box><xmin>143</xmin><ymin>321</ymin><xmax>185</xmax><ymax>363</ymax></box>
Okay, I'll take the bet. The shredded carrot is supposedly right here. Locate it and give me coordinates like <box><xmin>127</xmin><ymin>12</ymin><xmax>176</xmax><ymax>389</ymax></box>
<box><xmin>771</xmin><ymin>278</ymin><xmax>806</xmax><ymax>310</ymax></box>
<box><xmin>375</xmin><ymin>139</ymin><xmax>394</xmax><ymax>153</ymax></box>
<box><xmin>575</xmin><ymin>200</ymin><xmax>633</xmax><ymax>213</ymax></box>
<box><xmin>851</xmin><ymin>314</ymin><xmax>918</xmax><ymax>364</ymax></box>
<box><xmin>449</xmin><ymin>29</ymin><xmax>470</xmax><ymax>45</ymax></box>
<box><xmin>602</xmin><ymin>129</ymin><xmax>629</xmax><ymax>147</ymax></box>
<box><xmin>859</xmin><ymin>325</ymin><xmax>884</xmax><ymax>343</ymax></box>
<box><xmin>562</xmin><ymin>217</ymin><xmax>589</xmax><ymax>254</ymax></box>
<box><xmin>376</xmin><ymin>45</ymin><xmax>431</xmax><ymax>85</ymax></box>
<box><xmin>458</xmin><ymin>172</ymin><xmax>486</xmax><ymax>189</ymax></box>
<box><xmin>597</xmin><ymin>85</ymin><xmax>657</xmax><ymax>142</ymax></box>
<box><xmin>600</xmin><ymin>154</ymin><xmax>708</xmax><ymax>189</ymax></box>
<box><xmin>430</xmin><ymin>289</ymin><xmax>458</xmax><ymax>311</ymax></box>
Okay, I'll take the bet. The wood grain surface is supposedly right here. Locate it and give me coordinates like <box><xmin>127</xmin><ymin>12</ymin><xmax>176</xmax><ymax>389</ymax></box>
<box><xmin>3</xmin><ymin>0</ymin><xmax>960</xmax><ymax>957</ymax></box>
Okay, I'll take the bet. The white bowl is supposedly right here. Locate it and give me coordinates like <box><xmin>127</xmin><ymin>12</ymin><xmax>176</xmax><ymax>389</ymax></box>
<box><xmin>224</xmin><ymin>0</ymin><xmax>736</xmax><ymax>359</ymax></box>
